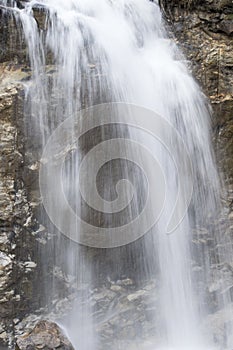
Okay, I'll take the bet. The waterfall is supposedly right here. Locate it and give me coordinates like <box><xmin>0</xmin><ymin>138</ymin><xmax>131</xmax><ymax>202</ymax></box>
<box><xmin>4</xmin><ymin>0</ymin><xmax>233</xmax><ymax>349</ymax></box>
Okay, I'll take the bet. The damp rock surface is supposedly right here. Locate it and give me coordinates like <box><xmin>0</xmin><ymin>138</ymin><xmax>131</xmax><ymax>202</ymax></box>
<box><xmin>160</xmin><ymin>0</ymin><xmax>233</xmax><ymax>214</ymax></box>
<box><xmin>15</xmin><ymin>320</ymin><xmax>74</xmax><ymax>350</ymax></box>
<box><xmin>0</xmin><ymin>63</ymin><xmax>49</xmax><ymax>345</ymax></box>
<box><xmin>14</xmin><ymin>279</ymin><xmax>159</xmax><ymax>350</ymax></box>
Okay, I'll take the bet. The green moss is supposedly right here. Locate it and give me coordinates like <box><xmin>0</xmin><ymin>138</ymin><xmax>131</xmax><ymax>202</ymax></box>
<box><xmin>225</xmin><ymin>14</ymin><xmax>233</xmax><ymax>20</ymax></box>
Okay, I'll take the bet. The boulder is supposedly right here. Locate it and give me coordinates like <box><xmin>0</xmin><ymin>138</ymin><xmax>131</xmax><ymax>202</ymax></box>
<box><xmin>15</xmin><ymin>320</ymin><xmax>74</xmax><ymax>350</ymax></box>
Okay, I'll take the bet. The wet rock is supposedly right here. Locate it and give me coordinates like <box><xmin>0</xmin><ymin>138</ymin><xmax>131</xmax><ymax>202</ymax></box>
<box><xmin>203</xmin><ymin>304</ymin><xmax>233</xmax><ymax>347</ymax></box>
<box><xmin>160</xmin><ymin>0</ymin><xmax>233</xmax><ymax>219</ymax></box>
<box><xmin>116</xmin><ymin>278</ymin><xmax>134</xmax><ymax>286</ymax></box>
<box><xmin>16</xmin><ymin>320</ymin><xmax>74</xmax><ymax>350</ymax></box>
<box><xmin>15</xmin><ymin>279</ymin><xmax>159</xmax><ymax>349</ymax></box>
<box><xmin>94</xmin><ymin>280</ymin><xmax>159</xmax><ymax>348</ymax></box>
<box><xmin>127</xmin><ymin>290</ymin><xmax>146</xmax><ymax>302</ymax></box>
<box><xmin>0</xmin><ymin>10</ymin><xmax>26</xmax><ymax>64</ymax></box>
<box><xmin>209</xmin><ymin>264</ymin><xmax>233</xmax><ymax>294</ymax></box>
<box><xmin>218</xmin><ymin>19</ymin><xmax>233</xmax><ymax>35</ymax></box>
<box><xmin>0</xmin><ymin>4</ymin><xmax>48</xmax><ymax>64</ymax></box>
<box><xmin>110</xmin><ymin>285</ymin><xmax>122</xmax><ymax>292</ymax></box>
<box><xmin>0</xmin><ymin>65</ymin><xmax>51</xmax><ymax>346</ymax></box>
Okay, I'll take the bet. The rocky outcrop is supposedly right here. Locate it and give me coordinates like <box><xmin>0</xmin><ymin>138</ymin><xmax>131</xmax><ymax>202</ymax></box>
<box><xmin>0</xmin><ymin>62</ymin><xmax>76</xmax><ymax>346</ymax></box>
<box><xmin>16</xmin><ymin>320</ymin><xmax>74</xmax><ymax>350</ymax></box>
<box><xmin>13</xmin><ymin>279</ymin><xmax>159</xmax><ymax>350</ymax></box>
<box><xmin>0</xmin><ymin>64</ymin><xmax>38</xmax><ymax>343</ymax></box>
<box><xmin>0</xmin><ymin>7</ymin><xmax>29</xmax><ymax>65</ymax></box>
<box><xmin>0</xmin><ymin>3</ymin><xmax>47</xmax><ymax>65</ymax></box>
<box><xmin>13</xmin><ymin>276</ymin><xmax>232</xmax><ymax>349</ymax></box>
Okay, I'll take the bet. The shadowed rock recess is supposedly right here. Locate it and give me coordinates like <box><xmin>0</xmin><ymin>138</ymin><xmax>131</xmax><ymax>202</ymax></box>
<box><xmin>0</xmin><ymin>0</ymin><xmax>233</xmax><ymax>348</ymax></box>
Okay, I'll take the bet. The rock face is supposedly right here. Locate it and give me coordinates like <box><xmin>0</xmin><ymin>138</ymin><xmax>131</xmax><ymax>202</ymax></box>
<box><xmin>160</xmin><ymin>0</ymin><xmax>233</xmax><ymax>209</ymax></box>
<box><xmin>0</xmin><ymin>12</ymin><xmax>26</xmax><ymax>64</ymax></box>
<box><xmin>16</xmin><ymin>320</ymin><xmax>74</xmax><ymax>350</ymax></box>
<box><xmin>0</xmin><ymin>62</ymin><xmax>74</xmax><ymax>345</ymax></box>
<box><xmin>0</xmin><ymin>8</ymin><xmax>71</xmax><ymax>345</ymax></box>
<box><xmin>0</xmin><ymin>64</ymin><xmax>37</xmax><ymax>343</ymax></box>
<box><xmin>13</xmin><ymin>277</ymin><xmax>232</xmax><ymax>349</ymax></box>
<box><xmin>0</xmin><ymin>9</ymin><xmax>156</xmax><ymax>346</ymax></box>
<box><xmin>13</xmin><ymin>279</ymin><xmax>160</xmax><ymax>350</ymax></box>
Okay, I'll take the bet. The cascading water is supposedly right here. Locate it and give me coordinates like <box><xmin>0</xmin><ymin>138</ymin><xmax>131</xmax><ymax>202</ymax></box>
<box><xmin>2</xmin><ymin>0</ymin><xmax>233</xmax><ymax>349</ymax></box>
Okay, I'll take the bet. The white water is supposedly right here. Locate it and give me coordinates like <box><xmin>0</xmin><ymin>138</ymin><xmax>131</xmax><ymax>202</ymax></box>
<box><xmin>4</xmin><ymin>0</ymin><xmax>233</xmax><ymax>349</ymax></box>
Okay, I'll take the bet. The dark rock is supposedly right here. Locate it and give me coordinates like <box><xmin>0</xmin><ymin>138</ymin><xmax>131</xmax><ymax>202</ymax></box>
<box><xmin>218</xmin><ymin>19</ymin><xmax>233</xmax><ymax>35</ymax></box>
<box><xmin>16</xmin><ymin>320</ymin><xmax>74</xmax><ymax>350</ymax></box>
<box><xmin>160</xmin><ymin>0</ymin><xmax>233</xmax><ymax>195</ymax></box>
<box><xmin>0</xmin><ymin>11</ymin><xmax>27</xmax><ymax>64</ymax></box>
<box><xmin>0</xmin><ymin>65</ymin><xmax>54</xmax><ymax>346</ymax></box>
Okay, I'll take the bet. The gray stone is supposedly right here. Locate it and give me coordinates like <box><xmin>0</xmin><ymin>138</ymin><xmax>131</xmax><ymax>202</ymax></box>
<box><xmin>218</xmin><ymin>19</ymin><xmax>233</xmax><ymax>35</ymax></box>
<box><xmin>127</xmin><ymin>290</ymin><xmax>146</xmax><ymax>302</ymax></box>
<box><xmin>16</xmin><ymin>320</ymin><xmax>74</xmax><ymax>350</ymax></box>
